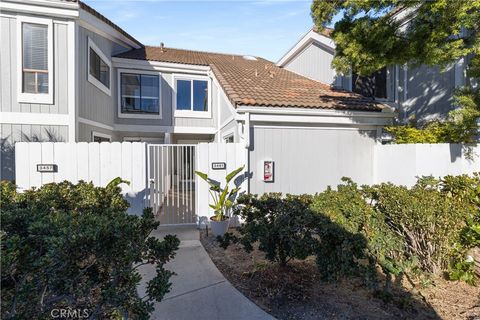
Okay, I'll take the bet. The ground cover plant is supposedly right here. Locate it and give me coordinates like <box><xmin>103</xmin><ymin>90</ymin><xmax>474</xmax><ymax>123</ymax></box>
<box><xmin>210</xmin><ymin>174</ymin><xmax>480</xmax><ymax>319</ymax></box>
<box><xmin>0</xmin><ymin>179</ymin><xmax>180</xmax><ymax>319</ymax></box>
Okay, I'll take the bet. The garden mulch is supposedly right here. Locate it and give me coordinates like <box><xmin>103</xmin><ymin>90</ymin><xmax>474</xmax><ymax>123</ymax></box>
<box><xmin>200</xmin><ymin>229</ymin><xmax>480</xmax><ymax>320</ymax></box>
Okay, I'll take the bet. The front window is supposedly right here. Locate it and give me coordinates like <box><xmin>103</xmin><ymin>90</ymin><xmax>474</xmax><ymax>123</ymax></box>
<box><xmin>87</xmin><ymin>38</ymin><xmax>111</xmax><ymax>95</ymax></box>
<box><xmin>120</xmin><ymin>72</ymin><xmax>160</xmax><ymax>115</ymax></box>
<box><xmin>89</xmin><ymin>48</ymin><xmax>110</xmax><ymax>88</ymax></box>
<box><xmin>352</xmin><ymin>67</ymin><xmax>388</xmax><ymax>100</ymax></box>
<box><xmin>22</xmin><ymin>23</ymin><xmax>48</xmax><ymax>94</ymax></box>
<box><xmin>176</xmin><ymin>79</ymin><xmax>209</xmax><ymax>112</ymax></box>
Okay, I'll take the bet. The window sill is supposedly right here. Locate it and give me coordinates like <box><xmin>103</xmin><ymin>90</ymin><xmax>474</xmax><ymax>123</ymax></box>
<box><xmin>118</xmin><ymin>111</ymin><xmax>162</xmax><ymax>119</ymax></box>
<box><xmin>17</xmin><ymin>92</ymin><xmax>53</xmax><ymax>105</ymax></box>
<box><xmin>87</xmin><ymin>74</ymin><xmax>111</xmax><ymax>96</ymax></box>
<box><xmin>174</xmin><ymin>110</ymin><xmax>211</xmax><ymax>119</ymax></box>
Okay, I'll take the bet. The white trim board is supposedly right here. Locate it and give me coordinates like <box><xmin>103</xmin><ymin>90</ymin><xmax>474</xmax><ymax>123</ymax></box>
<box><xmin>113</xmin><ymin>57</ymin><xmax>209</xmax><ymax>74</ymax></box>
<box><xmin>67</xmin><ymin>20</ymin><xmax>76</xmax><ymax>142</ymax></box>
<box><xmin>173</xmin><ymin>127</ymin><xmax>216</xmax><ymax>134</ymax></box>
<box><xmin>0</xmin><ymin>1</ymin><xmax>79</xmax><ymax>18</ymax></box>
<box><xmin>0</xmin><ymin>112</ymin><xmax>69</xmax><ymax>126</ymax></box>
<box><xmin>78</xmin><ymin>117</ymin><xmax>114</xmax><ymax>131</ymax></box>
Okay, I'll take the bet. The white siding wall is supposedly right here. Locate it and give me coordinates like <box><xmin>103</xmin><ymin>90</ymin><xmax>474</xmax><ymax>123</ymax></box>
<box><xmin>249</xmin><ymin>126</ymin><xmax>377</xmax><ymax>195</ymax></box>
<box><xmin>284</xmin><ymin>42</ymin><xmax>337</xmax><ymax>86</ymax></box>
<box><xmin>0</xmin><ymin>15</ymin><xmax>70</xmax><ymax>114</ymax></box>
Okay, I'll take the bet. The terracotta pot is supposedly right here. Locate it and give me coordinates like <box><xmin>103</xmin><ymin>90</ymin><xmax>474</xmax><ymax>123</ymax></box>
<box><xmin>210</xmin><ymin>216</ymin><xmax>230</xmax><ymax>237</ymax></box>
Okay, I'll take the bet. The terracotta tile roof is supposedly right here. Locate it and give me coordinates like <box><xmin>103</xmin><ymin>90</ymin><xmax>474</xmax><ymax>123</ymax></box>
<box><xmin>115</xmin><ymin>46</ymin><xmax>383</xmax><ymax>111</ymax></box>
<box><xmin>67</xmin><ymin>0</ymin><xmax>142</xmax><ymax>47</ymax></box>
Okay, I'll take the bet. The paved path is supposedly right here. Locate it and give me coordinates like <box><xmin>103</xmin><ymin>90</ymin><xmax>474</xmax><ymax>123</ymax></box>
<box><xmin>138</xmin><ymin>225</ymin><xmax>275</xmax><ymax>320</ymax></box>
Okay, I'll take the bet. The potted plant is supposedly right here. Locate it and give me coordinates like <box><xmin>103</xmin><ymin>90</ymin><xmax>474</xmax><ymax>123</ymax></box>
<box><xmin>195</xmin><ymin>165</ymin><xmax>244</xmax><ymax>236</ymax></box>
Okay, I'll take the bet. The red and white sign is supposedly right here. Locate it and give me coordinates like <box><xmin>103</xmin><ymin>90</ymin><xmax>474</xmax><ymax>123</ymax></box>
<box><xmin>263</xmin><ymin>161</ymin><xmax>274</xmax><ymax>182</ymax></box>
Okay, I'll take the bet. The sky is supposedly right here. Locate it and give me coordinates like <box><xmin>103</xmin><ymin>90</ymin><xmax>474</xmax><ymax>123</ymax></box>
<box><xmin>83</xmin><ymin>0</ymin><xmax>320</xmax><ymax>62</ymax></box>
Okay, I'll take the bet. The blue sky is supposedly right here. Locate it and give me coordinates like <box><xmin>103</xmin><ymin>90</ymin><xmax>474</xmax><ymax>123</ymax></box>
<box><xmin>83</xmin><ymin>0</ymin><xmax>319</xmax><ymax>62</ymax></box>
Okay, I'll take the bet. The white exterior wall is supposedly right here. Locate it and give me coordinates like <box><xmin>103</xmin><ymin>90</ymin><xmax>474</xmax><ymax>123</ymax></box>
<box><xmin>249</xmin><ymin>126</ymin><xmax>377</xmax><ymax>195</ymax></box>
<box><xmin>284</xmin><ymin>42</ymin><xmax>338</xmax><ymax>86</ymax></box>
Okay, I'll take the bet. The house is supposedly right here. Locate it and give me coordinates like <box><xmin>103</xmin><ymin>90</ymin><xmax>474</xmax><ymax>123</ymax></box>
<box><xmin>278</xmin><ymin>22</ymin><xmax>471</xmax><ymax>123</ymax></box>
<box><xmin>0</xmin><ymin>0</ymin><xmax>393</xmax><ymax>194</ymax></box>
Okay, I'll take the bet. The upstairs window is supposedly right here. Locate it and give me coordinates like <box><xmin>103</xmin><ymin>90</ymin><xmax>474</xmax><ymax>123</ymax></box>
<box><xmin>88</xmin><ymin>38</ymin><xmax>111</xmax><ymax>95</ymax></box>
<box><xmin>17</xmin><ymin>16</ymin><xmax>53</xmax><ymax>104</ymax></box>
<box><xmin>174</xmin><ymin>77</ymin><xmax>210</xmax><ymax>118</ymax></box>
<box><xmin>119</xmin><ymin>70</ymin><xmax>161</xmax><ymax>119</ymax></box>
<box><xmin>352</xmin><ymin>67</ymin><xmax>388</xmax><ymax>100</ymax></box>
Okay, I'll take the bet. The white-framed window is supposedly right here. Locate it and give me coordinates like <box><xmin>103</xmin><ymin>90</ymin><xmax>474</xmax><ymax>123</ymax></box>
<box><xmin>173</xmin><ymin>75</ymin><xmax>211</xmax><ymax>118</ymax></box>
<box><xmin>17</xmin><ymin>16</ymin><xmax>53</xmax><ymax>104</ymax></box>
<box><xmin>92</xmin><ymin>131</ymin><xmax>111</xmax><ymax>142</ymax></box>
<box><xmin>118</xmin><ymin>69</ymin><xmax>162</xmax><ymax>119</ymax></box>
<box><xmin>222</xmin><ymin>128</ymin><xmax>235</xmax><ymax>143</ymax></box>
<box><xmin>87</xmin><ymin>37</ymin><xmax>111</xmax><ymax>96</ymax></box>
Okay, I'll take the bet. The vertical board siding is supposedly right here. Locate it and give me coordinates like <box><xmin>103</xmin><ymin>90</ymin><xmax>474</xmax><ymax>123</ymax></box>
<box><xmin>249</xmin><ymin>127</ymin><xmax>377</xmax><ymax>195</ymax></box>
<box><xmin>15</xmin><ymin>142</ymin><xmax>147</xmax><ymax>215</ymax></box>
<box><xmin>284</xmin><ymin>42</ymin><xmax>337</xmax><ymax>86</ymax></box>
<box><xmin>0</xmin><ymin>16</ymin><xmax>69</xmax><ymax>114</ymax></box>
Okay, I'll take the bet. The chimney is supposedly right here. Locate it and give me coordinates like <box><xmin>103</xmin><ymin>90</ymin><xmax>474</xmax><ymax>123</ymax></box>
<box><xmin>160</xmin><ymin>42</ymin><xmax>165</xmax><ymax>52</ymax></box>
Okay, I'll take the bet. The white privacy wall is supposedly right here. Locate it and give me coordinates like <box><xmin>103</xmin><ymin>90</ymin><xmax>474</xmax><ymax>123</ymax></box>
<box><xmin>196</xmin><ymin>143</ymin><xmax>247</xmax><ymax>225</ymax></box>
<box><xmin>15</xmin><ymin>142</ymin><xmax>147</xmax><ymax>215</ymax></box>
<box><xmin>374</xmin><ymin>144</ymin><xmax>480</xmax><ymax>186</ymax></box>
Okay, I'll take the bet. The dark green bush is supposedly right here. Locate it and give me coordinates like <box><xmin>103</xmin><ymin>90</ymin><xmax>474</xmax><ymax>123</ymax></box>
<box><xmin>310</xmin><ymin>178</ymin><xmax>406</xmax><ymax>282</ymax></box>
<box><xmin>0</xmin><ymin>179</ymin><xmax>180</xmax><ymax>319</ymax></box>
<box><xmin>219</xmin><ymin>193</ymin><xmax>319</xmax><ymax>266</ymax></box>
<box><xmin>365</xmin><ymin>178</ymin><xmax>472</xmax><ymax>275</ymax></box>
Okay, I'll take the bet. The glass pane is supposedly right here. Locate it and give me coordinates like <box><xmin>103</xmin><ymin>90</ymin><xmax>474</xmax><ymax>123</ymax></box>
<box><xmin>23</xmin><ymin>23</ymin><xmax>48</xmax><ymax>71</ymax></box>
<box><xmin>121</xmin><ymin>73</ymin><xmax>141</xmax><ymax>97</ymax></box>
<box><xmin>121</xmin><ymin>97</ymin><xmax>141</xmax><ymax>112</ymax></box>
<box><xmin>141</xmin><ymin>98</ymin><xmax>159</xmax><ymax>113</ymax></box>
<box><xmin>90</xmin><ymin>48</ymin><xmax>110</xmax><ymax>88</ymax></box>
<box><xmin>99</xmin><ymin>62</ymin><xmax>110</xmax><ymax>88</ymax></box>
<box><xmin>176</xmin><ymin>80</ymin><xmax>191</xmax><ymax>110</ymax></box>
<box><xmin>23</xmin><ymin>71</ymin><xmax>36</xmax><ymax>93</ymax></box>
<box><xmin>141</xmin><ymin>75</ymin><xmax>159</xmax><ymax>98</ymax></box>
<box><xmin>37</xmin><ymin>73</ymin><xmax>48</xmax><ymax>94</ymax></box>
<box><xmin>193</xmin><ymin>80</ymin><xmax>208</xmax><ymax>111</ymax></box>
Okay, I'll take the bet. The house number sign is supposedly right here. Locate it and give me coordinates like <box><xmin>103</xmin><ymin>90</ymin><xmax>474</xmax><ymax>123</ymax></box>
<box><xmin>37</xmin><ymin>164</ymin><xmax>58</xmax><ymax>173</ymax></box>
<box><xmin>211</xmin><ymin>162</ymin><xmax>226</xmax><ymax>170</ymax></box>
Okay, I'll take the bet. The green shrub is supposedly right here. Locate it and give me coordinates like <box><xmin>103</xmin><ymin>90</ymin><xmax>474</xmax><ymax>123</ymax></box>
<box><xmin>365</xmin><ymin>177</ymin><xmax>471</xmax><ymax>275</ymax></box>
<box><xmin>219</xmin><ymin>193</ymin><xmax>319</xmax><ymax>266</ymax></box>
<box><xmin>0</xmin><ymin>179</ymin><xmax>180</xmax><ymax>319</ymax></box>
<box><xmin>310</xmin><ymin>178</ymin><xmax>406</xmax><ymax>282</ymax></box>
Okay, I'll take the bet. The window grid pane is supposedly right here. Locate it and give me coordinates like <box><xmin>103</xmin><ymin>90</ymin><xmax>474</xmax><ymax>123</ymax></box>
<box><xmin>193</xmin><ymin>80</ymin><xmax>208</xmax><ymax>111</ymax></box>
<box><xmin>121</xmin><ymin>73</ymin><xmax>160</xmax><ymax>114</ymax></box>
<box><xmin>89</xmin><ymin>47</ymin><xmax>110</xmax><ymax>89</ymax></box>
<box><xmin>22</xmin><ymin>22</ymin><xmax>48</xmax><ymax>94</ymax></box>
<box><xmin>176</xmin><ymin>80</ymin><xmax>192</xmax><ymax>110</ymax></box>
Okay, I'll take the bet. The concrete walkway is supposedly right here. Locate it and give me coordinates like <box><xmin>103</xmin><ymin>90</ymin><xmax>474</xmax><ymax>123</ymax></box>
<box><xmin>138</xmin><ymin>225</ymin><xmax>275</xmax><ymax>320</ymax></box>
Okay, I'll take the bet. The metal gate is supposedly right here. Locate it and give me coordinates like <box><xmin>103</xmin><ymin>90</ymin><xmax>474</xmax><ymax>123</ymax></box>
<box><xmin>147</xmin><ymin>144</ymin><xmax>196</xmax><ymax>225</ymax></box>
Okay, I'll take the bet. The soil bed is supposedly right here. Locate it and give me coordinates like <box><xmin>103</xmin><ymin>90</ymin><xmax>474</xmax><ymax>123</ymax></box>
<box><xmin>200</xmin><ymin>229</ymin><xmax>480</xmax><ymax>320</ymax></box>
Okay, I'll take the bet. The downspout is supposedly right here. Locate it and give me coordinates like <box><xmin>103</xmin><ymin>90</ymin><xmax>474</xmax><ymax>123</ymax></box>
<box><xmin>244</xmin><ymin>112</ymin><xmax>250</xmax><ymax>149</ymax></box>
<box><xmin>244</xmin><ymin>112</ymin><xmax>251</xmax><ymax>194</ymax></box>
